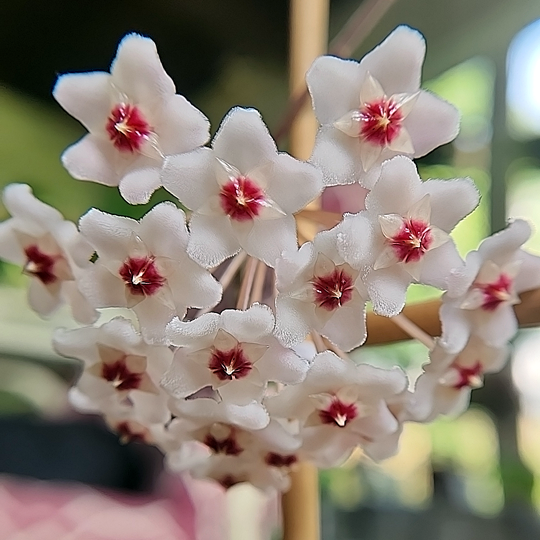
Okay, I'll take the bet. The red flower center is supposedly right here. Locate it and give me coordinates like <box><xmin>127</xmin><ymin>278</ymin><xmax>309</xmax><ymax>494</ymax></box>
<box><xmin>106</xmin><ymin>103</ymin><xmax>152</xmax><ymax>153</ymax></box>
<box><xmin>219</xmin><ymin>176</ymin><xmax>266</xmax><ymax>221</ymax></box>
<box><xmin>116</xmin><ymin>421</ymin><xmax>149</xmax><ymax>444</ymax></box>
<box><xmin>477</xmin><ymin>274</ymin><xmax>514</xmax><ymax>311</ymax></box>
<box><xmin>101</xmin><ymin>359</ymin><xmax>142</xmax><ymax>391</ymax></box>
<box><xmin>359</xmin><ymin>98</ymin><xmax>403</xmax><ymax>146</ymax></box>
<box><xmin>219</xmin><ymin>475</ymin><xmax>240</xmax><ymax>489</ymax></box>
<box><xmin>451</xmin><ymin>362</ymin><xmax>483</xmax><ymax>390</ymax></box>
<box><xmin>319</xmin><ymin>397</ymin><xmax>358</xmax><ymax>428</ymax></box>
<box><xmin>23</xmin><ymin>245</ymin><xmax>58</xmax><ymax>285</ymax></box>
<box><xmin>119</xmin><ymin>256</ymin><xmax>165</xmax><ymax>296</ymax></box>
<box><xmin>204</xmin><ymin>433</ymin><xmax>243</xmax><ymax>456</ymax></box>
<box><xmin>265</xmin><ymin>452</ymin><xmax>298</xmax><ymax>468</ymax></box>
<box><xmin>388</xmin><ymin>219</ymin><xmax>432</xmax><ymax>263</ymax></box>
<box><xmin>208</xmin><ymin>345</ymin><xmax>253</xmax><ymax>381</ymax></box>
<box><xmin>312</xmin><ymin>268</ymin><xmax>355</xmax><ymax>311</ymax></box>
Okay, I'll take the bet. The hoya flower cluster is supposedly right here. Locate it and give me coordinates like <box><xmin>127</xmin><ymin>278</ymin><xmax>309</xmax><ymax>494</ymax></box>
<box><xmin>1</xmin><ymin>28</ymin><xmax>539</xmax><ymax>492</ymax></box>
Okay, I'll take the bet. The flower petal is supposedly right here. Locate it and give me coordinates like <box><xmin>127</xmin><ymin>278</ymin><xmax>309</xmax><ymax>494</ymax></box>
<box><xmin>62</xmin><ymin>135</ymin><xmax>119</xmax><ymax>187</ymax></box>
<box><xmin>119</xmin><ymin>164</ymin><xmax>162</xmax><ymax>205</ymax></box>
<box><xmin>310</xmin><ymin>126</ymin><xmax>364</xmax><ymax>186</ymax></box>
<box><xmin>187</xmin><ymin>213</ymin><xmax>241</xmax><ymax>268</ymax></box>
<box><xmin>265</xmin><ymin>153</ymin><xmax>323</xmax><ymax>214</ymax></box>
<box><xmin>365</xmin><ymin>266</ymin><xmax>411</xmax><ymax>316</ymax></box>
<box><xmin>53</xmin><ymin>72</ymin><xmax>111</xmax><ymax>133</ymax></box>
<box><xmin>404</xmin><ymin>91</ymin><xmax>460</xmax><ymax>157</ymax></box>
<box><xmin>162</xmin><ymin>147</ymin><xmax>216</xmax><ymax>211</ymax></box>
<box><xmin>212</xmin><ymin>108</ymin><xmax>276</xmax><ymax>173</ymax></box>
<box><xmin>307</xmin><ymin>55</ymin><xmax>363</xmax><ymax>125</ymax></box>
<box><xmin>359</xmin><ymin>26</ymin><xmax>425</xmax><ymax>95</ymax></box>
<box><xmin>156</xmin><ymin>94</ymin><xmax>210</xmax><ymax>155</ymax></box>
<box><xmin>79</xmin><ymin>208</ymin><xmax>136</xmax><ymax>260</ymax></box>
<box><xmin>320</xmin><ymin>293</ymin><xmax>367</xmax><ymax>351</ymax></box>
<box><xmin>111</xmin><ymin>34</ymin><xmax>175</xmax><ymax>108</ymax></box>
<box><xmin>234</xmin><ymin>215</ymin><xmax>297</xmax><ymax>267</ymax></box>
<box><xmin>274</xmin><ymin>295</ymin><xmax>314</xmax><ymax>347</ymax></box>
<box><xmin>423</xmin><ymin>178</ymin><xmax>479</xmax><ymax>231</ymax></box>
<box><xmin>419</xmin><ymin>241</ymin><xmax>464</xmax><ymax>289</ymax></box>
<box><xmin>365</xmin><ymin>156</ymin><xmax>421</xmax><ymax>217</ymax></box>
<box><xmin>27</xmin><ymin>278</ymin><xmax>62</xmax><ymax>316</ymax></box>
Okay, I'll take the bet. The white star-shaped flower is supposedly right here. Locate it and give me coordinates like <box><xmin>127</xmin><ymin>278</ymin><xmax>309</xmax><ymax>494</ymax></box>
<box><xmin>275</xmin><ymin>226</ymin><xmax>368</xmax><ymax>352</ymax></box>
<box><xmin>0</xmin><ymin>184</ymin><xmax>96</xmax><ymax>323</ymax></box>
<box><xmin>414</xmin><ymin>336</ymin><xmax>509</xmax><ymax>420</ymax></box>
<box><xmin>54</xmin><ymin>34</ymin><xmax>210</xmax><ymax>204</ymax></box>
<box><xmin>337</xmin><ymin>156</ymin><xmax>479</xmax><ymax>316</ymax></box>
<box><xmin>77</xmin><ymin>202</ymin><xmax>222</xmax><ymax>342</ymax></box>
<box><xmin>440</xmin><ymin>219</ymin><xmax>540</xmax><ymax>352</ymax></box>
<box><xmin>307</xmin><ymin>25</ymin><xmax>459</xmax><ymax>188</ymax></box>
<box><xmin>53</xmin><ymin>317</ymin><xmax>172</xmax><ymax>423</ymax></box>
<box><xmin>161</xmin><ymin>107</ymin><xmax>323</xmax><ymax>267</ymax></box>
<box><xmin>266</xmin><ymin>351</ymin><xmax>408</xmax><ymax>466</ymax></box>
<box><xmin>163</xmin><ymin>304</ymin><xmax>309</xmax><ymax>404</ymax></box>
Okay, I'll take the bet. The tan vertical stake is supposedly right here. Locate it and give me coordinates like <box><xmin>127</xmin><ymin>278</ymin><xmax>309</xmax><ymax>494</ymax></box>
<box><xmin>283</xmin><ymin>1</ymin><xmax>329</xmax><ymax>540</ymax></box>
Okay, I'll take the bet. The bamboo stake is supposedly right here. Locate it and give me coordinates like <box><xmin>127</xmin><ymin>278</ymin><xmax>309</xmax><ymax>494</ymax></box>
<box><xmin>282</xmin><ymin>1</ymin><xmax>329</xmax><ymax>540</ymax></box>
<box><xmin>364</xmin><ymin>288</ymin><xmax>540</xmax><ymax>346</ymax></box>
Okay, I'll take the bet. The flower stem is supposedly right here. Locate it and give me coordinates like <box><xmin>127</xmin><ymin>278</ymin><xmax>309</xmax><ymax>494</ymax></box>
<box><xmin>249</xmin><ymin>260</ymin><xmax>268</xmax><ymax>305</ymax></box>
<box><xmin>321</xmin><ymin>335</ymin><xmax>349</xmax><ymax>360</ymax></box>
<box><xmin>196</xmin><ymin>251</ymin><xmax>247</xmax><ymax>316</ymax></box>
<box><xmin>310</xmin><ymin>330</ymin><xmax>327</xmax><ymax>353</ymax></box>
<box><xmin>391</xmin><ymin>313</ymin><xmax>435</xmax><ymax>349</ymax></box>
<box><xmin>236</xmin><ymin>256</ymin><xmax>258</xmax><ymax>310</ymax></box>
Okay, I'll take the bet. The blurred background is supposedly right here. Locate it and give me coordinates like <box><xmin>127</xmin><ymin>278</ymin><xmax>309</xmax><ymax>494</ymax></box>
<box><xmin>2</xmin><ymin>0</ymin><xmax>540</xmax><ymax>538</ymax></box>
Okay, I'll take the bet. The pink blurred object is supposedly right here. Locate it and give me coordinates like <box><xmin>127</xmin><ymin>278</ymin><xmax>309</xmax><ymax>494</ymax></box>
<box><xmin>0</xmin><ymin>474</ymin><xmax>228</xmax><ymax>540</ymax></box>
<box><xmin>321</xmin><ymin>183</ymin><xmax>369</xmax><ymax>215</ymax></box>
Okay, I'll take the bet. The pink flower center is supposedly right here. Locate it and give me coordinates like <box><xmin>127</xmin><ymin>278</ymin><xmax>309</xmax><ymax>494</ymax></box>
<box><xmin>204</xmin><ymin>433</ymin><xmax>243</xmax><ymax>456</ymax></box>
<box><xmin>106</xmin><ymin>103</ymin><xmax>152</xmax><ymax>153</ymax></box>
<box><xmin>359</xmin><ymin>98</ymin><xmax>403</xmax><ymax>146</ymax></box>
<box><xmin>388</xmin><ymin>219</ymin><xmax>432</xmax><ymax>263</ymax></box>
<box><xmin>319</xmin><ymin>397</ymin><xmax>358</xmax><ymax>428</ymax></box>
<box><xmin>208</xmin><ymin>345</ymin><xmax>253</xmax><ymax>381</ymax></box>
<box><xmin>119</xmin><ymin>256</ymin><xmax>165</xmax><ymax>296</ymax></box>
<box><xmin>312</xmin><ymin>268</ymin><xmax>355</xmax><ymax>311</ymax></box>
<box><xmin>476</xmin><ymin>274</ymin><xmax>514</xmax><ymax>311</ymax></box>
<box><xmin>219</xmin><ymin>176</ymin><xmax>266</xmax><ymax>221</ymax></box>
<box><xmin>23</xmin><ymin>245</ymin><xmax>58</xmax><ymax>285</ymax></box>
<box><xmin>451</xmin><ymin>362</ymin><xmax>483</xmax><ymax>390</ymax></box>
<box><xmin>101</xmin><ymin>359</ymin><xmax>142</xmax><ymax>391</ymax></box>
<box><xmin>265</xmin><ymin>452</ymin><xmax>298</xmax><ymax>468</ymax></box>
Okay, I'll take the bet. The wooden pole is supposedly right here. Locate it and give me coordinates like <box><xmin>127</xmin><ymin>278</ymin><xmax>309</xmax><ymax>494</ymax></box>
<box><xmin>283</xmin><ymin>1</ymin><xmax>329</xmax><ymax>540</ymax></box>
<box><xmin>364</xmin><ymin>288</ymin><xmax>540</xmax><ymax>346</ymax></box>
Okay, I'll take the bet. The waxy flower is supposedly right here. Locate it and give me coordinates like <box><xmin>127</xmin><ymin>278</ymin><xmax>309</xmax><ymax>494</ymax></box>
<box><xmin>53</xmin><ymin>317</ymin><xmax>172</xmax><ymax>423</ymax></box>
<box><xmin>275</xmin><ymin>226</ymin><xmax>368</xmax><ymax>352</ymax></box>
<box><xmin>163</xmin><ymin>304</ymin><xmax>309</xmax><ymax>404</ymax></box>
<box><xmin>0</xmin><ymin>184</ymin><xmax>96</xmax><ymax>323</ymax></box>
<box><xmin>162</xmin><ymin>107</ymin><xmax>323</xmax><ymax>267</ymax></box>
<box><xmin>166</xmin><ymin>400</ymin><xmax>299</xmax><ymax>491</ymax></box>
<box><xmin>414</xmin><ymin>337</ymin><xmax>509</xmax><ymax>420</ymax></box>
<box><xmin>54</xmin><ymin>34</ymin><xmax>210</xmax><ymax>204</ymax></box>
<box><xmin>440</xmin><ymin>219</ymin><xmax>540</xmax><ymax>352</ymax></box>
<box><xmin>77</xmin><ymin>202</ymin><xmax>222</xmax><ymax>342</ymax></box>
<box><xmin>337</xmin><ymin>156</ymin><xmax>478</xmax><ymax>316</ymax></box>
<box><xmin>307</xmin><ymin>25</ymin><xmax>459</xmax><ymax>187</ymax></box>
<box><xmin>267</xmin><ymin>352</ymin><xmax>408</xmax><ymax>467</ymax></box>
